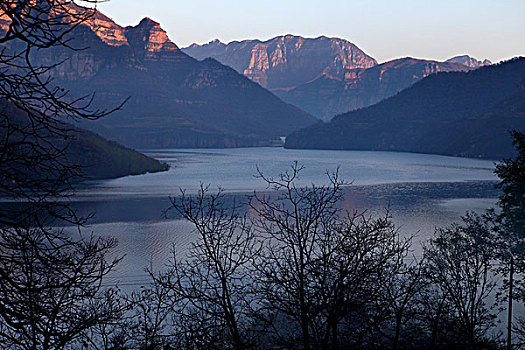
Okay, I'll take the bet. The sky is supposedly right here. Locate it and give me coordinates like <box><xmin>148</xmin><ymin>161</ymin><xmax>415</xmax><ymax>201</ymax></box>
<box><xmin>86</xmin><ymin>0</ymin><xmax>525</xmax><ymax>63</ymax></box>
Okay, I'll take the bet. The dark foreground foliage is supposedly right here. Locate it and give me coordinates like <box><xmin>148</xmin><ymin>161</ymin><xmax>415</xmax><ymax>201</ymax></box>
<box><xmin>0</xmin><ymin>2</ymin><xmax>127</xmax><ymax>349</ymax></box>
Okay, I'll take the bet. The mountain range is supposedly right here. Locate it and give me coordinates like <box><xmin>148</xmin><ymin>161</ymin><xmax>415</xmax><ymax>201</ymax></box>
<box><xmin>183</xmin><ymin>39</ymin><xmax>491</xmax><ymax>120</ymax></box>
<box><xmin>285</xmin><ymin>58</ymin><xmax>525</xmax><ymax>159</ymax></box>
<box><xmin>183</xmin><ymin>36</ymin><xmax>377</xmax><ymax>90</ymax></box>
<box><xmin>4</xmin><ymin>4</ymin><xmax>518</xmax><ymax>164</ymax></box>
<box><xmin>34</xmin><ymin>6</ymin><xmax>316</xmax><ymax>149</ymax></box>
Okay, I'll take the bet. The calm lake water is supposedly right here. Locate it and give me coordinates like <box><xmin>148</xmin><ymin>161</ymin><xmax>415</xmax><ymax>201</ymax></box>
<box><xmin>69</xmin><ymin>147</ymin><xmax>500</xmax><ymax>288</ymax></box>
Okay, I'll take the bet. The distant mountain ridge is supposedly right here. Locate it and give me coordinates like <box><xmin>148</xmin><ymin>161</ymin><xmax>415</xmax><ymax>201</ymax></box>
<box><xmin>184</xmin><ymin>39</ymin><xmax>487</xmax><ymax>120</ymax></box>
<box><xmin>26</xmin><ymin>4</ymin><xmax>317</xmax><ymax>149</ymax></box>
<box><xmin>446</xmin><ymin>55</ymin><xmax>492</xmax><ymax>69</ymax></box>
<box><xmin>285</xmin><ymin>58</ymin><xmax>525</xmax><ymax>159</ymax></box>
<box><xmin>182</xmin><ymin>36</ymin><xmax>377</xmax><ymax>90</ymax></box>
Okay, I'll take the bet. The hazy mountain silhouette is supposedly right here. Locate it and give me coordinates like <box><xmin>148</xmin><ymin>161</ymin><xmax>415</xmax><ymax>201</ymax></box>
<box><xmin>275</xmin><ymin>58</ymin><xmax>470</xmax><ymax>120</ymax></box>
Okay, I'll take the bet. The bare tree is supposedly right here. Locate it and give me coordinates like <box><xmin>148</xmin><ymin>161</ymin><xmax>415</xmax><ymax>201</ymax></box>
<box><xmin>372</xmin><ymin>255</ymin><xmax>425</xmax><ymax>350</ymax></box>
<box><xmin>152</xmin><ymin>186</ymin><xmax>259</xmax><ymax>350</ymax></box>
<box><xmin>0</xmin><ymin>222</ymin><xmax>123</xmax><ymax>349</ymax></box>
<box><xmin>310</xmin><ymin>212</ymin><xmax>410</xmax><ymax>350</ymax></box>
<box><xmin>0</xmin><ymin>1</ymin><xmax>125</xmax><ymax>348</ymax></box>
<box><xmin>249</xmin><ymin>163</ymin><xmax>411</xmax><ymax>350</ymax></box>
<box><xmin>248</xmin><ymin>163</ymin><xmax>343</xmax><ymax>350</ymax></box>
<box><xmin>415</xmin><ymin>281</ymin><xmax>460</xmax><ymax>350</ymax></box>
<box><xmin>423</xmin><ymin>213</ymin><xmax>499</xmax><ymax>349</ymax></box>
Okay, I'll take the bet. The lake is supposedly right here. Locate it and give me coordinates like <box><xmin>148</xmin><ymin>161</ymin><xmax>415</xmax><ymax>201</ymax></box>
<box><xmin>69</xmin><ymin>147</ymin><xmax>500</xmax><ymax>288</ymax></box>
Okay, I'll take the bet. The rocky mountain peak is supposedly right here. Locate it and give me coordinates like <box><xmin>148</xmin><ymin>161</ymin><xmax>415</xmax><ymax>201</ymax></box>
<box><xmin>209</xmin><ymin>38</ymin><xmax>224</xmax><ymax>45</ymax></box>
<box><xmin>125</xmin><ymin>17</ymin><xmax>179</xmax><ymax>53</ymax></box>
<box><xmin>70</xmin><ymin>8</ymin><xmax>180</xmax><ymax>53</ymax></box>
<box><xmin>187</xmin><ymin>39</ymin><xmax>224</xmax><ymax>50</ymax></box>
<box><xmin>183</xmin><ymin>34</ymin><xmax>377</xmax><ymax>89</ymax></box>
<box><xmin>0</xmin><ymin>3</ymin><xmax>130</xmax><ymax>47</ymax></box>
<box><xmin>446</xmin><ymin>55</ymin><xmax>492</xmax><ymax>68</ymax></box>
<box><xmin>138</xmin><ymin>17</ymin><xmax>159</xmax><ymax>26</ymax></box>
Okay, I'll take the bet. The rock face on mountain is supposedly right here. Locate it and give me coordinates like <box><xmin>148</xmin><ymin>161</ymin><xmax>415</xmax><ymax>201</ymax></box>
<box><xmin>67</xmin><ymin>3</ymin><xmax>129</xmax><ymax>47</ymax></box>
<box><xmin>446</xmin><ymin>55</ymin><xmax>492</xmax><ymax>69</ymax></box>
<box><xmin>285</xmin><ymin>58</ymin><xmax>525</xmax><ymax>159</ymax></box>
<box><xmin>184</xmin><ymin>38</ymin><xmax>478</xmax><ymax>120</ymax></box>
<box><xmin>275</xmin><ymin>58</ymin><xmax>471</xmax><ymax>120</ymax></box>
<box><xmin>183</xmin><ymin>36</ymin><xmax>377</xmax><ymax>90</ymax></box>
<box><xmin>31</xmin><ymin>7</ymin><xmax>316</xmax><ymax>149</ymax></box>
<box><xmin>125</xmin><ymin>17</ymin><xmax>179</xmax><ymax>54</ymax></box>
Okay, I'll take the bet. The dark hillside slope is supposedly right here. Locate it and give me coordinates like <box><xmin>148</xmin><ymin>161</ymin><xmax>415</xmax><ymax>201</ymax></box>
<box><xmin>285</xmin><ymin>58</ymin><xmax>525</xmax><ymax>158</ymax></box>
<box><xmin>65</xmin><ymin>128</ymin><xmax>169</xmax><ymax>179</ymax></box>
<box><xmin>1</xmin><ymin>102</ymin><xmax>168</xmax><ymax>180</ymax></box>
<box><xmin>418</xmin><ymin>80</ymin><xmax>525</xmax><ymax>159</ymax></box>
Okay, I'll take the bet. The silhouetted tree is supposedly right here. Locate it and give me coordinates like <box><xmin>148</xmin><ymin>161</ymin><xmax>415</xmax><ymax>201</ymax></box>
<box><xmin>311</xmin><ymin>212</ymin><xmax>410</xmax><ymax>350</ymax></box>
<box><xmin>373</xmin><ymin>255</ymin><xmax>426</xmax><ymax>350</ymax></box>
<box><xmin>248</xmin><ymin>164</ymin><xmax>344</xmax><ymax>350</ymax></box>
<box><xmin>249</xmin><ymin>163</ymin><xmax>411</xmax><ymax>350</ymax></box>
<box><xmin>416</xmin><ymin>282</ymin><xmax>459</xmax><ymax>349</ymax></box>
<box><xmin>0</xmin><ymin>1</ymin><xmax>124</xmax><ymax>348</ymax></box>
<box><xmin>494</xmin><ymin>130</ymin><xmax>525</xmax><ymax>350</ymax></box>
<box><xmin>151</xmin><ymin>186</ymin><xmax>259</xmax><ymax>350</ymax></box>
<box><xmin>0</xmin><ymin>222</ymin><xmax>123</xmax><ymax>350</ymax></box>
<box><xmin>423</xmin><ymin>213</ymin><xmax>499</xmax><ymax>349</ymax></box>
<box><xmin>496</xmin><ymin>131</ymin><xmax>525</xmax><ymax>245</ymax></box>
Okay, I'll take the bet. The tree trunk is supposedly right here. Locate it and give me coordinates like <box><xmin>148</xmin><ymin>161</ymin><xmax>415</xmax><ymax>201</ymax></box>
<box><xmin>331</xmin><ymin>319</ymin><xmax>338</xmax><ymax>350</ymax></box>
<box><xmin>507</xmin><ymin>256</ymin><xmax>514</xmax><ymax>350</ymax></box>
<box><xmin>393</xmin><ymin>313</ymin><xmax>402</xmax><ymax>350</ymax></box>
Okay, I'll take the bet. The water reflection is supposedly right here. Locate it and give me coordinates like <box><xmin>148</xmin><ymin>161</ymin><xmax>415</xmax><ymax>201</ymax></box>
<box><xmin>65</xmin><ymin>148</ymin><xmax>501</xmax><ymax>289</ymax></box>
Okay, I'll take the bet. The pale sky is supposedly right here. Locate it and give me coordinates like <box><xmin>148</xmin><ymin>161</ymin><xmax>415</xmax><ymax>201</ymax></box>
<box><xmin>85</xmin><ymin>0</ymin><xmax>525</xmax><ymax>63</ymax></box>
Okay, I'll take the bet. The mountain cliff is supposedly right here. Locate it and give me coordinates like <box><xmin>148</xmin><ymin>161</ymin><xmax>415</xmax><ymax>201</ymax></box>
<box><xmin>183</xmin><ymin>36</ymin><xmax>377</xmax><ymax>90</ymax></box>
<box><xmin>125</xmin><ymin>17</ymin><xmax>180</xmax><ymax>54</ymax></box>
<box><xmin>285</xmin><ymin>58</ymin><xmax>525</xmax><ymax>159</ymax></box>
<box><xmin>275</xmin><ymin>58</ymin><xmax>471</xmax><ymax>120</ymax></box>
<box><xmin>30</xmin><ymin>5</ymin><xmax>316</xmax><ymax>149</ymax></box>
